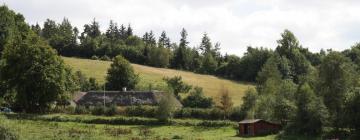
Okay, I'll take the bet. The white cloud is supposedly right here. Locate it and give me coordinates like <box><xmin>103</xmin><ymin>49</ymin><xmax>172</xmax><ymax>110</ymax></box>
<box><xmin>3</xmin><ymin>0</ymin><xmax>360</xmax><ymax>55</ymax></box>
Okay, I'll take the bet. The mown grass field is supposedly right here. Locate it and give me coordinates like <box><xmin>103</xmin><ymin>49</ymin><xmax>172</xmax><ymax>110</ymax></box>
<box><xmin>62</xmin><ymin>57</ymin><xmax>255</xmax><ymax>106</ymax></box>
<box><xmin>0</xmin><ymin>113</ymin><xmax>276</xmax><ymax>140</ymax></box>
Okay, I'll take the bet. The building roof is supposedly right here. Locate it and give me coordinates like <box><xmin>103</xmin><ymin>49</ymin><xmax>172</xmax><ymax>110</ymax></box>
<box><xmin>239</xmin><ymin>119</ymin><xmax>281</xmax><ymax>126</ymax></box>
<box><xmin>73</xmin><ymin>90</ymin><xmax>182</xmax><ymax>107</ymax></box>
<box><xmin>239</xmin><ymin>119</ymin><xmax>263</xmax><ymax>124</ymax></box>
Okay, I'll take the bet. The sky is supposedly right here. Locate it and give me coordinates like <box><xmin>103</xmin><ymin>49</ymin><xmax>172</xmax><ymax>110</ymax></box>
<box><xmin>2</xmin><ymin>0</ymin><xmax>360</xmax><ymax>56</ymax></box>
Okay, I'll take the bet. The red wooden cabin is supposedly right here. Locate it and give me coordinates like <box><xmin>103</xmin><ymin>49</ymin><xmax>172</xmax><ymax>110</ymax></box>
<box><xmin>238</xmin><ymin>119</ymin><xmax>281</xmax><ymax>136</ymax></box>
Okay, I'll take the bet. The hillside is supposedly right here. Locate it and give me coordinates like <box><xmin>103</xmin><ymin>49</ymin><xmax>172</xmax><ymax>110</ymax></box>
<box><xmin>62</xmin><ymin>57</ymin><xmax>254</xmax><ymax>105</ymax></box>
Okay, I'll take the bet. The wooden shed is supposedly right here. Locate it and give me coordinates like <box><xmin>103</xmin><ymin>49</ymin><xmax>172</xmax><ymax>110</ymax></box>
<box><xmin>238</xmin><ymin>119</ymin><xmax>281</xmax><ymax>136</ymax></box>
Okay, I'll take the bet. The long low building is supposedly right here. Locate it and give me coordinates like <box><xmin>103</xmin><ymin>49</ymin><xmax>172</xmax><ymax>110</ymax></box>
<box><xmin>73</xmin><ymin>90</ymin><xmax>181</xmax><ymax>107</ymax></box>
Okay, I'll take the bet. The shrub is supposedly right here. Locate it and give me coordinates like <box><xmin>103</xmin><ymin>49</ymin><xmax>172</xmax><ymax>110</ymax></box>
<box><xmin>229</xmin><ymin>106</ymin><xmax>245</xmax><ymax>121</ymax></box>
<box><xmin>156</xmin><ymin>93</ymin><xmax>178</xmax><ymax>122</ymax></box>
<box><xmin>172</xmin><ymin>135</ymin><xmax>183</xmax><ymax>139</ymax></box>
<box><xmin>100</xmin><ymin>55</ymin><xmax>111</xmax><ymax>61</ymax></box>
<box><xmin>197</xmin><ymin>120</ymin><xmax>233</xmax><ymax>127</ymax></box>
<box><xmin>125</xmin><ymin>106</ymin><xmax>156</xmax><ymax>117</ymax></box>
<box><xmin>105</xmin><ymin>105</ymin><xmax>117</xmax><ymax>116</ymax></box>
<box><xmin>74</xmin><ymin>106</ymin><xmax>88</xmax><ymax>114</ymax></box>
<box><xmin>51</xmin><ymin>106</ymin><xmax>75</xmax><ymax>114</ymax></box>
<box><xmin>91</xmin><ymin>55</ymin><xmax>99</xmax><ymax>60</ymax></box>
<box><xmin>91</xmin><ymin>105</ymin><xmax>106</xmax><ymax>115</ymax></box>
<box><xmin>0</xmin><ymin>126</ymin><xmax>18</xmax><ymax>140</ymax></box>
<box><xmin>182</xmin><ymin>87</ymin><xmax>213</xmax><ymax>108</ymax></box>
<box><xmin>174</xmin><ymin>108</ymin><xmax>224</xmax><ymax>120</ymax></box>
<box><xmin>209</xmin><ymin>108</ymin><xmax>224</xmax><ymax>120</ymax></box>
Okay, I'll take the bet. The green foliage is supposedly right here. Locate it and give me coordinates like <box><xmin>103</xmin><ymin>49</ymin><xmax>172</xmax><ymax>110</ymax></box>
<box><xmin>163</xmin><ymin>76</ymin><xmax>192</xmax><ymax>98</ymax></box>
<box><xmin>275</xmin><ymin>30</ymin><xmax>313</xmax><ymax>84</ymax></box>
<box><xmin>256</xmin><ymin>56</ymin><xmax>282</xmax><ymax>89</ymax></box>
<box><xmin>104</xmin><ymin>104</ymin><xmax>118</xmax><ymax>116</ymax></box>
<box><xmin>100</xmin><ymin>55</ymin><xmax>111</xmax><ymax>61</ymax></box>
<box><xmin>218</xmin><ymin>87</ymin><xmax>233</xmax><ymax>119</ymax></box>
<box><xmin>74</xmin><ymin>71</ymin><xmax>100</xmax><ymax>91</ymax></box>
<box><xmin>240</xmin><ymin>88</ymin><xmax>258</xmax><ymax>119</ymax></box>
<box><xmin>182</xmin><ymin>87</ymin><xmax>214</xmax><ymax>108</ymax></box>
<box><xmin>74</xmin><ymin>106</ymin><xmax>88</xmax><ymax>114</ymax></box>
<box><xmin>344</xmin><ymin>90</ymin><xmax>360</xmax><ymax>134</ymax></box>
<box><xmin>156</xmin><ymin>93</ymin><xmax>178</xmax><ymax>122</ymax></box>
<box><xmin>172</xmin><ymin>29</ymin><xmax>193</xmax><ymax>70</ymax></box>
<box><xmin>125</xmin><ymin>106</ymin><xmax>157</xmax><ymax>118</ymax></box>
<box><xmin>0</xmin><ymin>28</ymin><xmax>76</xmax><ymax>112</ymax></box>
<box><xmin>0</xmin><ymin>125</ymin><xmax>18</xmax><ymax>140</ymax></box>
<box><xmin>91</xmin><ymin>105</ymin><xmax>106</xmax><ymax>115</ymax></box>
<box><xmin>227</xmin><ymin>47</ymin><xmax>273</xmax><ymax>81</ymax></box>
<box><xmin>91</xmin><ymin>55</ymin><xmax>99</xmax><ymax>60</ymax></box>
<box><xmin>106</xmin><ymin>55</ymin><xmax>139</xmax><ymax>90</ymax></box>
<box><xmin>286</xmin><ymin>83</ymin><xmax>329</xmax><ymax>136</ymax></box>
<box><xmin>318</xmin><ymin>52</ymin><xmax>358</xmax><ymax>128</ymax></box>
<box><xmin>0</xmin><ymin>5</ymin><xmax>29</xmax><ymax>53</ymax></box>
<box><xmin>148</xmin><ymin>46</ymin><xmax>170</xmax><ymax>68</ymax></box>
<box><xmin>200</xmin><ymin>53</ymin><xmax>217</xmax><ymax>74</ymax></box>
<box><xmin>273</xmin><ymin>80</ymin><xmax>297</xmax><ymax>125</ymax></box>
<box><xmin>158</xmin><ymin>31</ymin><xmax>171</xmax><ymax>49</ymax></box>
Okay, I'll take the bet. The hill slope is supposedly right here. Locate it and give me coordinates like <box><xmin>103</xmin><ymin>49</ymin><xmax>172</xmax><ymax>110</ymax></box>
<box><xmin>62</xmin><ymin>57</ymin><xmax>254</xmax><ymax>105</ymax></box>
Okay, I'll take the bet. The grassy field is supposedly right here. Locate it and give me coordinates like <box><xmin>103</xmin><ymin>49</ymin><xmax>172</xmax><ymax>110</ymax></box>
<box><xmin>62</xmin><ymin>57</ymin><xmax>254</xmax><ymax>106</ymax></box>
<box><xmin>0</xmin><ymin>113</ymin><xmax>276</xmax><ymax>140</ymax></box>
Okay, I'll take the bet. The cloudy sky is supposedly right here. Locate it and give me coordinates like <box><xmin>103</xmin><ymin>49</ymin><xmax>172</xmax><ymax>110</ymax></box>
<box><xmin>3</xmin><ymin>0</ymin><xmax>360</xmax><ymax>55</ymax></box>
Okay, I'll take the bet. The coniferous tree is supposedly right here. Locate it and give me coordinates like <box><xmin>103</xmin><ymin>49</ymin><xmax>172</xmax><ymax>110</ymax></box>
<box><xmin>31</xmin><ymin>23</ymin><xmax>41</xmax><ymax>36</ymax></box>
<box><xmin>172</xmin><ymin>28</ymin><xmax>191</xmax><ymax>70</ymax></box>
<box><xmin>158</xmin><ymin>31</ymin><xmax>171</xmax><ymax>48</ymax></box>
<box><xmin>126</xmin><ymin>24</ymin><xmax>133</xmax><ymax>37</ymax></box>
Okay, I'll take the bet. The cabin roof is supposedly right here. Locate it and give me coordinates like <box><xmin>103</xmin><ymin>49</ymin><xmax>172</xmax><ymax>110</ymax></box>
<box><xmin>73</xmin><ymin>90</ymin><xmax>182</xmax><ymax>107</ymax></box>
<box><xmin>239</xmin><ymin>119</ymin><xmax>263</xmax><ymax>124</ymax></box>
<box><xmin>238</xmin><ymin>119</ymin><xmax>281</xmax><ymax>126</ymax></box>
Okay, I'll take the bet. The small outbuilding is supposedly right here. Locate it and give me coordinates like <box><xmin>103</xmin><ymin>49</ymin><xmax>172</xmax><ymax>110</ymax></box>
<box><xmin>238</xmin><ymin>119</ymin><xmax>281</xmax><ymax>136</ymax></box>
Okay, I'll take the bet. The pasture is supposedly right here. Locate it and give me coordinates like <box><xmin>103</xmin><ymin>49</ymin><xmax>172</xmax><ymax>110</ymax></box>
<box><xmin>62</xmin><ymin>57</ymin><xmax>255</xmax><ymax>106</ymax></box>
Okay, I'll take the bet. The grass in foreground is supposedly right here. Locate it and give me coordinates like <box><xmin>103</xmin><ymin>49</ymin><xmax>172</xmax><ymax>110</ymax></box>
<box><xmin>62</xmin><ymin>57</ymin><xmax>254</xmax><ymax>105</ymax></box>
<box><xmin>0</xmin><ymin>113</ymin><xmax>276</xmax><ymax>140</ymax></box>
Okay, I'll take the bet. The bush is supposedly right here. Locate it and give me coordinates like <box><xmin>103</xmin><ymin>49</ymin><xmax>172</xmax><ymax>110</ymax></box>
<box><xmin>229</xmin><ymin>106</ymin><xmax>245</xmax><ymax>121</ymax></box>
<box><xmin>105</xmin><ymin>105</ymin><xmax>117</xmax><ymax>116</ymax></box>
<box><xmin>91</xmin><ymin>105</ymin><xmax>106</xmax><ymax>115</ymax></box>
<box><xmin>182</xmin><ymin>87</ymin><xmax>214</xmax><ymax>108</ymax></box>
<box><xmin>209</xmin><ymin>108</ymin><xmax>224</xmax><ymax>120</ymax></box>
<box><xmin>197</xmin><ymin>120</ymin><xmax>233</xmax><ymax>127</ymax></box>
<box><xmin>125</xmin><ymin>106</ymin><xmax>156</xmax><ymax>117</ymax></box>
<box><xmin>174</xmin><ymin>108</ymin><xmax>224</xmax><ymax>120</ymax></box>
<box><xmin>0</xmin><ymin>126</ymin><xmax>18</xmax><ymax>140</ymax></box>
<box><xmin>74</xmin><ymin>106</ymin><xmax>88</xmax><ymax>114</ymax></box>
<box><xmin>51</xmin><ymin>106</ymin><xmax>75</xmax><ymax>114</ymax></box>
<box><xmin>172</xmin><ymin>135</ymin><xmax>183</xmax><ymax>139</ymax></box>
<box><xmin>100</xmin><ymin>55</ymin><xmax>111</xmax><ymax>61</ymax></box>
<box><xmin>91</xmin><ymin>55</ymin><xmax>99</xmax><ymax>60</ymax></box>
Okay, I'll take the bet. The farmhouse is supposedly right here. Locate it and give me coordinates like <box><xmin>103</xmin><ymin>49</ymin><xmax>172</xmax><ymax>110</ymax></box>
<box><xmin>238</xmin><ymin>119</ymin><xmax>281</xmax><ymax>136</ymax></box>
<box><xmin>73</xmin><ymin>90</ymin><xmax>181</xmax><ymax>107</ymax></box>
